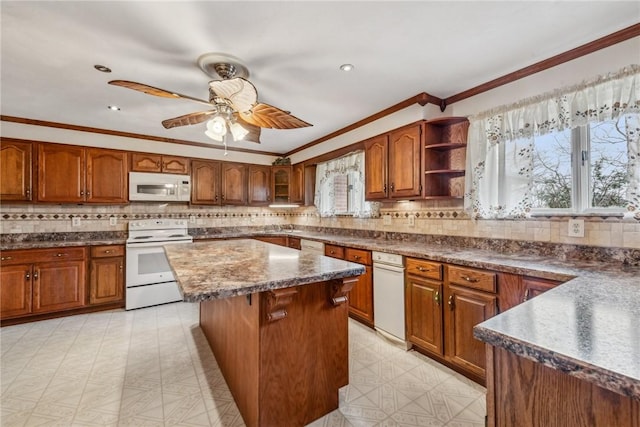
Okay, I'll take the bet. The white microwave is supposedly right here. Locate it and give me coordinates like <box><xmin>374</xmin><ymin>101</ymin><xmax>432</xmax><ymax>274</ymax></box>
<box><xmin>129</xmin><ymin>172</ymin><xmax>191</xmax><ymax>202</ymax></box>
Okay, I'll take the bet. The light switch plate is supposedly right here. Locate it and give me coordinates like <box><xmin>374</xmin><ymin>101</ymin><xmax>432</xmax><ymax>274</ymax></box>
<box><xmin>189</xmin><ymin>215</ymin><xmax>196</xmax><ymax>224</ymax></box>
<box><xmin>407</xmin><ymin>215</ymin><xmax>415</xmax><ymax>227</ymax></box>
<box><xmin>71</xmin><ymin>217</ymin><xmax>81</xmax><ymax>227</ymax></box>
<box><xmin>109</xmin><ymin>216</ymin><xmax>117</xmax><ymax>226</ymax></box>
<box><xmin>568</xmin><ymin>219</ymin><xmax>584</xmax><ymax>237</ymax></box>
<box><xmin>383</xmin><ymin>215</ymin><xmax>392</xmax><ymax>225</ymax></box>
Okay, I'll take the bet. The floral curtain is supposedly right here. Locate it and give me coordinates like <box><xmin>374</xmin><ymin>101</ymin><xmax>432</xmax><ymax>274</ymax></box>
<box><xmin>465</xmin><ymin>64</ymin><xmax>640</xmax><ymax>218</ymax></box>
<box><xmin>314</xmin><ymin>150</ymin><xmax>380</xmax><ymax>218</ymax></box>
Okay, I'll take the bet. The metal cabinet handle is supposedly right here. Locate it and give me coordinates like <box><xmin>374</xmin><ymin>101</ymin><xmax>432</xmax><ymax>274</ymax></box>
<box><xmin>448</xmin><ymin>295</ymin><xmax>454</xmax><ymax>309</ymax></box>
<box><xmin>33</xmin><ymin>269</ymin><xmax>39</xmax><ymax>280</ymax></box>
<box><xmin>26</xmin><ymin>188</ymin><xmax>31</xmax><ymax>196</ymax></box>
<box><xmin>383</xmin><ymin>184</ymin><xmax>387</xmax><ymax>193</ymax></box>
<box><xmin>417</xmin><ymin>266</ymin><xmax>431</xmax><ymax>272</ymax></box>
<box><xmin>523</xmin><ymin>288</ymin><xmax>530</xmax><ymax>303</ymax></box>
<box><xmin>55</xmin><ymin>253</ymin><xmax>67</xmax><ymax>257</ymax></box>
<box><xmin>86</xmin><ymin>191</ymin><xmax>91</xmax><ymax>196</ymax></box>
<box><xmin>104</xmin><ymin>250</ymin><xmax>112</xmax><ymax>254</ymax></box>
<box><xmin>80</xmin><ymin>191</ymin><xmax>84</xmax><ymax>196</ymax></box>
<box><xmin>330</xmin><ymin>250</ymin><xmax>335</xmax><ymax>254</ymax></box>
<box><xmin>353</xmin><ymin>255</ymin><xmax>360</xmax><ymax>260</ymax></box>
<box><xmin>390</xmin><ymin>183</ymin><xmax>395</xmax><ymax>191</ymax></box>
<box><xmin>119</xmin><ymin>264</ymin><xmax>123</xmax><ymax>271</ymax></box>
<box><xmin>1</xmin><ymin>256</ymin><xmax>13</xmax><ymax>261</ymax></box>
<box><xmin>221</xmin><ymin>194</ymin><xmax>225</xmax><ymax>200</ymax></box>
<box><xmin>25</xmin><ymin>272</ymin><xmax>30</xmax><ymax>280</ymax></box>
<box><xmin>461</xmin><ymin>275</ymin><xmax>479</xmax><ymax>283</ymax></box>
<box><xmin>434</xmin><ymin>291</ymin><xmax>440</xmax><ymax>305</ymax></box>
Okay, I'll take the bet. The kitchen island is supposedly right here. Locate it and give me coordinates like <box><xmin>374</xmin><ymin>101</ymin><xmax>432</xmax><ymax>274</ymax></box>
<box><xmin>164</xmin><ymin>239</ymin><xmax>365</xmax><ymax>427</ymax></box>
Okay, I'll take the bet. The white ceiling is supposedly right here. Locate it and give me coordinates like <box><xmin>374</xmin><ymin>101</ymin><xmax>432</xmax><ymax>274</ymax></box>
<box><xmin>1</xmin><ymin>1</ymin><xmax>638</xmax><ymax>155</ymax></box>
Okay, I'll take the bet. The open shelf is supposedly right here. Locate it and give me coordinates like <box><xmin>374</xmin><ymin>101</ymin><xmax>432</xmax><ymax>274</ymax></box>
<box><xmin>425</xmin><ymin>169</ymin><xmax>465</xmax><ymax>175</ymax></box>
<box><xmin>422</xmin><ymin>117</ymin><xmax>468</xmax><ymax>199</ymax></box>
<box><xmin>424</xmin><ymin>142</ymin><xmax>467</xmax><ymax>151</ymax></box>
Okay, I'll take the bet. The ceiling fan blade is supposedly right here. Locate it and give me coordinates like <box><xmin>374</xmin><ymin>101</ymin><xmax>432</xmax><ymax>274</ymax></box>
<box><xmin>162</xmin><ymin>110</ymin><xmax>215</xmax><ymax>129</ymax></box>
<box><xmin>209</xmin><ymin>77</ymin><xmax>258</xmax><ymax>113</ymax></box>
<box><xmin>236</xmin><ymin>116</ymin><xmax>261</xmax><ymax>143</ymax></box>
<box><xmin>240</xmin><ymin>103</ymin><xmax>312</xmax><ymax>129</ymax></box>
<box><xmin>109</xmin><ymin>80</ymin><xmax>212</xmax><ymax>107</ymax></box>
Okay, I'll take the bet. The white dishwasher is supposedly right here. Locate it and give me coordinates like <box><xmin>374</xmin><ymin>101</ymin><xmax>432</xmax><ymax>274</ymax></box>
<box><xmin>372</xmin><ymin>251</ymin><xmax>406</xmax><ymax>345</ymax></box>
<box><xmin>300</xmin><ymin>239</ymin><xmax>325</xmax><ymax>254</ymax></box>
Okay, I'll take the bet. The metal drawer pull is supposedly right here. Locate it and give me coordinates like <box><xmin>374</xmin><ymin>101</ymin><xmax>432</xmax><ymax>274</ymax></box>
<box><xmin>25</xmin><ymin>272</ymin><xmax>30</xmax><ymax>280</ymax></box>
<box><xmin>33</xmin><ymin>270</ymin><xmax>39</xmax><ymax>279</ymax></box>
<box><xmin>434</xmin><ymin>291</ymin><xmax>440</xmax><ymax>305</ymax></box>
<box><xmin>353</xmin><ymin>255</ymin><xmax>360</xmax><ymax>259</ymax></box>
<box><xmin>448</xmin><ymin>295</ymin><xmax>454</xmax><ymax>309</ymax></box>
<box><xmin>55</xmin><ymin>253</ymin><xmax>67</xmax><ymax>257</ymax></box>
<box><xmin>104</xmin><ymin>250</ymin><xmax>112</xmax><ymax>254</ymax></box>
<box><xmin>461</xmin><ymin>275</ymin><xmax>479</xmax><ymax>283</ymax></box>
<box><xmin>1</xmin><ymin>256</ymin><xmax>13</xmax><ymax>261</ymax></box>
<box><xmin>417</xmin><ymin>266</ymin><xmax>431</xmax><ymax>272</ymax></box>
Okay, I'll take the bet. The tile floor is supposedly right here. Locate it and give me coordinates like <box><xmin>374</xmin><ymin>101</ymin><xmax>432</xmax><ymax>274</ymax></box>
<box><xmin>1</xmin><ymin>302</ymin><xmax>485</xmax><ymax>426</ymax></box>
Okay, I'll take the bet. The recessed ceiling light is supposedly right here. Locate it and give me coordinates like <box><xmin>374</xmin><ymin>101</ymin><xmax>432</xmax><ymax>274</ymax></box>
<box><xmin>107</xmin><ymin>105</ymin><xmax>120</xmax><ymax>111</ymax></box>
<box><xmin>339</xmin><ymin>64</ymin><xmax>354</xmax><ymax>72</ymax></box>
<box><xmin>94</xmin><ymin>64</ymin><xmax>112</xmax><ymax>73</ymax></box>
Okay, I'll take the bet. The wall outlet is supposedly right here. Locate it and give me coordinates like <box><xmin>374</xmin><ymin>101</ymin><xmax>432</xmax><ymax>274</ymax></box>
<box><xmin>109</xmin><ymin>216</ymin><xmax>117</xmax><ymax>226</ymax></box>
<box><xmin>189</xmin><ymin>215</ymin><xmax>196</xmax><ymax>224</ymax></box>
<box><xmin>383</xmin><ymin>215</ymin><xmax>392</xmax><ymax>225</ymax></box>
<box><xmin>71</xmin><ymin>217</ymin><xmax>81</xmax><ymax>227</ymax></box>
<box><xmin>568</xmin><ymin>219</ymin><xmax>585</xmax><ymax>237</ymax></box>
<box><xmin>407</xmin><ymin>215</ymin><xmax>415</xmax><ymax>227</ymax></box>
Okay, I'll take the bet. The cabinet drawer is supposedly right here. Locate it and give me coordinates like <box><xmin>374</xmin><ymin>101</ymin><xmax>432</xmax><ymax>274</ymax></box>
<box><xmin>345</xmin><ymin>248</ymin><xmax>372</xmax><ymax>265</ymax></box>
<box><xmin>1</xmin><ymin>247</ymin><xmax>86</xmax><ymax>264</ymax></box>
<box><xmin>406</xmin><ymin>258</ymin><xmax>442</xmax><ymax>280</ymax></box>
<box><xmin>447</xmin><ymin>265</ymin><xmax>496</xmax><ymax>293</ymax></box>
<box><xmin>324</xmin><ymin>244</ymin><xmax>345</xmax><ymax>259</ymax></box>
<box><xmin>91</xmin><ymin>245</ymin><xmax>125</xmax><ymax>258</ymax></box>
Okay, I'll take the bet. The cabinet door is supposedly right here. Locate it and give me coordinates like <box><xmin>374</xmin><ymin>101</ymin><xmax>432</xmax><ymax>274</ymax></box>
<box><xmin>89</xmin><ymin>257</ymin><xmax>124</xmax><ymax>305</ymax></box>
<box><xmin>191</xmin><ymin>160</ymin><xmax>221</xmax><ymax>205</ymax></box>
<box><xmin>221</xmin><ymin>163</ymin><xmax>247</xmax><ymax>205</ymax></box>
<box><xmin>272</xmin><ymin>166</ymin><xmax>291</xmax><ymax>203</ymax></box>
<box><xmin>445</xmin><ymin>284</ymin><xmax>497</xmax><ymax>378</ymax></box>
<box><xmin>290</xmin><ymin>163</ymin><xmax>304</xmax><ymax>204</ymax></box>
<box><xmin>0</xmin><ymin>264</ymin><xmax>33</xmax><ymax>319</ymax></box>
<box><xmin>32</xmin><ymin>260</ymin><xmax>86</xmax><ymax>313</ymax></box>
<box><xmin>248</xmin><ymin>165</ymin><xmax>271</xmax><ymax>206</ymax></box>
<box><xmin>388</xmin><ymin>124</ymin><xmax>422</xmax><ymax>198</ymax></box>
<box><xmin>406</xmin><ymin>276</ymin><xmax>443</xmax><ymax>355</ymax></box>
<box><xmin>523</xmin><ymin>277</ymin><xmax>561</xmax><ymax>302</ymax></box>
<box><xmin>37</xmin><ymin>144</ymin><xmax>85</xmax><ymax>202</ymax></box>
<box><xmin>131</xmin><ymin>153</ymin><xmax>162</xmax><ymax>172</ymax></box>
<box><xmin>364</xmin><ymin>135</ymin><xmax>388</xmax><ymax>200</ymax></box>
<box><xmin>1</xmin><ymin>140</ymin><xmax>32</xmax><ymax>201</ymax></box>
<box><xmin>86</xmin><ymin>148</ymin><xmax>128</xmax><ymax>203</ymax></box>
<box><xmin>162</xmin><ymin>156</ymin><xmax>190</xmax><ymax>174</ymax></box>
<box><xmin>254</xmin><ymin>236</ymin><xmax>287</xmax><ymax>246</ymax></box>
<box><xmin>349</xmin><ymin>265</ymin><xmax>374</xmax><ymax>324</ymax></box>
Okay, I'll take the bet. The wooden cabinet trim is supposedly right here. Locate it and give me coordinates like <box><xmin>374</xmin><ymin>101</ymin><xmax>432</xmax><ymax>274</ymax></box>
<box><xmin>344</xmin><ymin>248</ymin><xmax>372</xmax><ymax>266</ymax></box>
<box><xmin>324</xmin><ymin>244</ymin><xmax>345</xmax><ymax>259</ymax></box>
<box><xmin>447</xmin><ymin>265</ymin><xmax>497</xmax><ymax>293</ymax></box>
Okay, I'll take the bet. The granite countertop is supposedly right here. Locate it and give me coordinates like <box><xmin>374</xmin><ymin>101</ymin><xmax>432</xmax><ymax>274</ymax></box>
<box><xmin>163</xmin><ymin>239</ymin><xmax>365</xmax><ymax>301</ymax></box>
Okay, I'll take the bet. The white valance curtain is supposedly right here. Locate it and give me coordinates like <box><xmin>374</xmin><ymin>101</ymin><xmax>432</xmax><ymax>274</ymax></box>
<box><xmin>465</xmin><ymin>64</ymin><xmax>640</xmax><ymax>218</ymax></box>
<box><xmin>314</xmin><ymin>150</ymin><xmax>379</xmax><ymax>218</ymax></box>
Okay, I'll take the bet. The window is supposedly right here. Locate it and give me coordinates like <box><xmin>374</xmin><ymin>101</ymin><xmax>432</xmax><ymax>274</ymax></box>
<box><xmin>314</xmin><ymin>151</ymin><xmax>379</xmax><ymax>217</ymax></box>
<box><xmin>531</xmin><ymin>116</ymin><xmax>630</xmax><ymax>213</ymax></box>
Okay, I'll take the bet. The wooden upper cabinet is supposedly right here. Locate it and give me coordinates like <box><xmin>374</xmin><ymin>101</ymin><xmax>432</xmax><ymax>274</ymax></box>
<box><xmin>290</xmin><ymin>163</ymin><xmax>304</xmax><ymax>204</ymax></box>
<box><xmin>221</xmin><ymin>162</ymin><xmax>247</xmax><ymax>205</ymax></box>
<box><xmin>162</xmin><ymin>156</ymin><xmax>190</xmax><ymax>174</ymax></box>
<box><xmin>86</xmin><ymin>149</ymin><xmax>128</xmax><ymax>203</ymax></box>
<box><xmin>248</xmin><ymin>165</ymin><xmax>271</xmax><ymax>206</ymax></box>
<box><xmin>37</xmin><ymin>143</ymin><xmax>85</xmax><ymax>203</ymax></box>
<box><xmin>191</xmin><ymin>160</ymin><xmax>221</xmax><ymax>205</ymax></box>
<box><xmin>131</xmin><ymin>153</ymin><xmax>162</xmax><ymax>172</ymax></box>
<box><xmin>271</xmin><ymin>166</ymin><xmax>292</xmax><ymax>204</ymax></box>
<box><xmin>388</xmin><ymin>124</ymin><xmax>422</xmax><ymax>199</ymax></box>
<box><xmin>364</xmin><ymin>134</ymin><xmax>388</xmax><ymax>200</ymax></box>
<box><xmin>131</xmin><ymin>153</ymin><xmax>190</xmax><ymax>174</ymax></box>
<box><xmin>1</xmin><ymin>139</ymin><xmax>32</xmax><ymax>201</ymax></box>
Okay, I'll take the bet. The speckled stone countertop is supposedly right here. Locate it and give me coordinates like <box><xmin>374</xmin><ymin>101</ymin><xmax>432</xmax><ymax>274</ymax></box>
<box><xmin>163</xmin><ymin>239</ymin><xmax>365</xmax><ymax>301</ymax></box>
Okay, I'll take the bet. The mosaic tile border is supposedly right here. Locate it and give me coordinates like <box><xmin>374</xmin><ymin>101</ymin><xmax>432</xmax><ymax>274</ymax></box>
<box><xmin>1</xmin><ymin>211</ymin><xmax>293</xmax><ymax>221</ymax></box>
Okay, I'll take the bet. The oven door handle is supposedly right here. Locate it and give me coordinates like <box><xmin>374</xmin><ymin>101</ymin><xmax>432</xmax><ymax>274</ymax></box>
<box><xmin>126</xmin><ymin>240</ymin><xmax>193</xmax><ymax>248</ymax></box>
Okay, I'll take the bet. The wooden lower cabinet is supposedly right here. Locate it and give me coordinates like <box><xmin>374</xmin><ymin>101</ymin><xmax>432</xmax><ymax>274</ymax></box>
<box><xmin>522</xmin><ymin>276</ymin><xmax>560</xmax><ymax>302</ymax></box>
<box><xmin>1</xmin><ymin>245</ymin><xmax>126</xmax><ymax>324</ymax></box>
<box><xmin>444</xmin><ymin>283</ymin><xmax>497</xmax><ymax>379</ymax></box>
<box><xmin>0</xmin><ymin>264</ymin><xmax>33</xmax><ymax>318</ymax></box>
<box><xmin>348</xmin><ymin>265</ymin><xmax>373</xmax><ymax>325</ymax></box>
<box><xmin>254</xmin><ymin>236</ymin><xmax>288</xmax><ymax>246</ymax></box>
<box><xmin>406</xmin><ymin>276</ymin><xmax>443</xmax><ymax>355</ymax></box>
<box><xmin>89</xmin><ymin>245</ymin><xmax>125</xmax><ymax>305</ymax></box>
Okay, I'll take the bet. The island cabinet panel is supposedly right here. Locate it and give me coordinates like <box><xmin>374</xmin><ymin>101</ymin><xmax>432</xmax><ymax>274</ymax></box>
<box><xmin>0</xmin><ymin>139</ymin><xmax>32</xmax><ymax>201</ymax></box>
<box><xmin>199</xmin><ymin>278</ymin><xmax>352</xmax><ymax>427</ymax></box>
<box><xmin>487</xmin><ymin>346</ymin><xmax>640</xmax><ymax>427</ymax></box>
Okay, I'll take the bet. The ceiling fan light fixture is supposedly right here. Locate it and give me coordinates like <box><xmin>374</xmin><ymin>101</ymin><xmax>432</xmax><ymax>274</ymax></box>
<box><xmin>229</xmin><ymin>121</ymin><xmax>249</xmax><ymax>141</ymax></box>
<box><xmin>205</xmin><ymin>115</ymin><xmax>228</xmax><ymax>141</ymax></box>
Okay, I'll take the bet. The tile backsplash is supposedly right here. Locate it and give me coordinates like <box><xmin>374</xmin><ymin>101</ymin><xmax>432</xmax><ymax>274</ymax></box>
<box><xmin>2</xmin><ymin>202</ymin><xmax>639</xmax><ymax>249</ymax></box>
